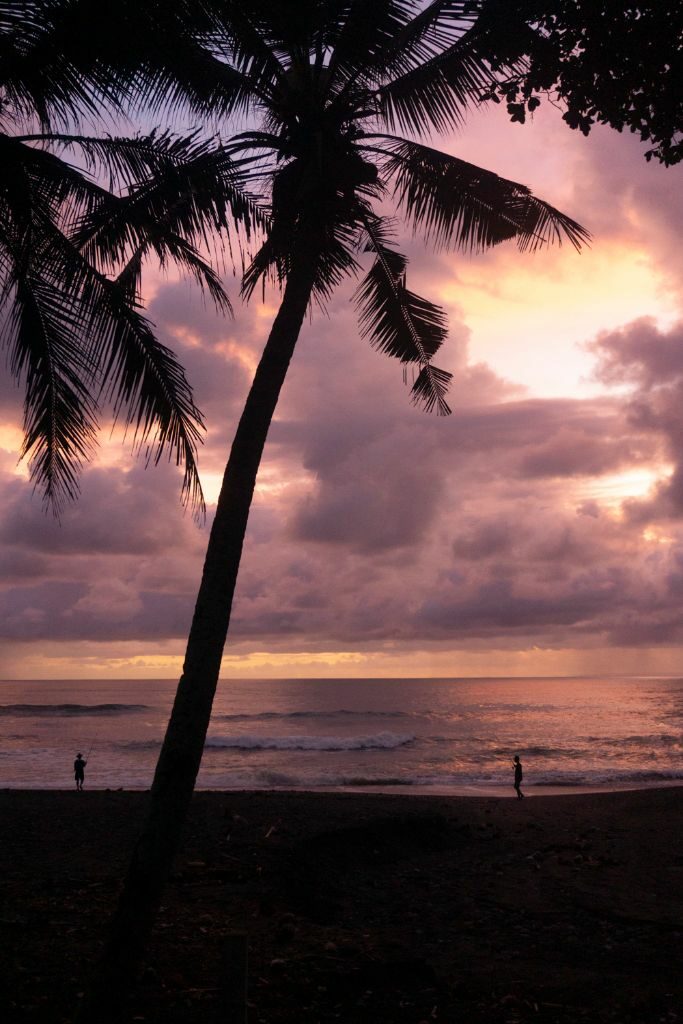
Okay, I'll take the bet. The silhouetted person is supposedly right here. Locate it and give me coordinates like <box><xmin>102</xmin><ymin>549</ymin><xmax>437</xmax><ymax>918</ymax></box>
<box><xmin>74</xmin><ymin>753</ymin><xmax>87</xmax><ymax>791</ymax></box>
<box><xmin>513</xmin><ymin>755</ymin><xmax>524</xmax><ymax>799</ymax></box>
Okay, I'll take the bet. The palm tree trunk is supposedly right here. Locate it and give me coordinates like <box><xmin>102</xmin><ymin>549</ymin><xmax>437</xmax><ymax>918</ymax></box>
<box><xmin>76</xmin><ymin>252</ymin><xmax>318</xmax><ymax>1023</ymax></box>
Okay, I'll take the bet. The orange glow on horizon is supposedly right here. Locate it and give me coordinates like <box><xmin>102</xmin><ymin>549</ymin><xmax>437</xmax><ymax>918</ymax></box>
<box><xmin>5</xmin><ymin>643</ymin><xmax>683</xmax><ymax>680</ymax></box>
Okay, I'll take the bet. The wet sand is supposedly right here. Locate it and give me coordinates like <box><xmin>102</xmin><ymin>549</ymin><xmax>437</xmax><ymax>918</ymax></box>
<box><xmin>0</xmin><ymin>787</ymin><xmax>681</xmax><ymax>1023</ymax></box>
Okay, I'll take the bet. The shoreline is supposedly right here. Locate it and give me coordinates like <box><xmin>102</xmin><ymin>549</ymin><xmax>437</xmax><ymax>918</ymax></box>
<box><xmin>3</xmin><ymin>779</ymin><xmax>682</xmax><ymax>797</ymax></box>
<box><xmin>1</xmin><ymin>787</ymin><xmax>681</xmax><ymax>1023</ymax></box>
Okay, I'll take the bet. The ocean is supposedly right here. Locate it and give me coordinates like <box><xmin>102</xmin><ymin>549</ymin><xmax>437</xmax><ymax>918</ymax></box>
<box><xmin>0</xmin><ymin>676</ymin><xmax>681</xmax><ymax>793</ymax></box>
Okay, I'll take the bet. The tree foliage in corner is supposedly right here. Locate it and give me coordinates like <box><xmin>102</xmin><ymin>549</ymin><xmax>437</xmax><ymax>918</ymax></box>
<box><xmin>480</xmin><ymin>0</ymin><xmax>683</xmax><ymax>165</ymax></box>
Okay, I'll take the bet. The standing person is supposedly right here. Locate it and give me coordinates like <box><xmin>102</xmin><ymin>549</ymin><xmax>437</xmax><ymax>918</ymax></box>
<box><xmin>513</xmin><ymin>755</ymin><xmax>524</xmax><ymax>799</ymax></box>
<box><xmin>74</xmin><ymin>753</ymin><xmax>87</xmax><ymax>791</ymax></box>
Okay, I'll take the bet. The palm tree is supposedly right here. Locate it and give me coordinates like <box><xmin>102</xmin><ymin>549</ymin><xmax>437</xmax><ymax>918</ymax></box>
<box><xmin>0</xmin><ymin>1</ymin><xmax>262</xmax><ymax>512</ymax></box>
<box><xmin>74</xmin><ymin>1</ymin><xmax>590</xmax><ymax>1017</ymax></box>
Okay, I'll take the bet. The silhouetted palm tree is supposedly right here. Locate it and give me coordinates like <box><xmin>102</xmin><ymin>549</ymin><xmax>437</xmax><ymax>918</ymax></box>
<box><xmin>76</xmin><ymin>2</ymin><xmax>589</xmax><ymax>1018</ymax></box>
<box><xmin>0</xmin><ymin>1</ymin><xmax>261</xmax><ymax>512</ymax></box>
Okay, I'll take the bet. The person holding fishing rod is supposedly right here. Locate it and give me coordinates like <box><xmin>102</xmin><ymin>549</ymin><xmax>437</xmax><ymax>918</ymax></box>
<box><xmin>74</xmin><ymin>739</ymin><xmax>94</xmax><ymax>791</ymax></box>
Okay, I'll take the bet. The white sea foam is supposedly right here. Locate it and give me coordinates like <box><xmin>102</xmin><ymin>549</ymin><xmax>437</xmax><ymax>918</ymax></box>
<box><xmin>204</xmin><ymin>731</ymin><xmax>415</xmax><ymax>751</ymax></box>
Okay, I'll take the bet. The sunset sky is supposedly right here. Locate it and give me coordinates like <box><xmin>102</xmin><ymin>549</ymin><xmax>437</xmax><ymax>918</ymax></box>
<box><xmin>2</xmin><ymin>100</ymin><xmax>683</xmax><ymax>680</ymax></box>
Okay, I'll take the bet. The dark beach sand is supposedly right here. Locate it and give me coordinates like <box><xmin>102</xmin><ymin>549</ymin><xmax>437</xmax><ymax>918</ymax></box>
<box><xmin>0</xmin><ymin>787</ymin><xmax>681</xmax><ymax>1024</ymax></box>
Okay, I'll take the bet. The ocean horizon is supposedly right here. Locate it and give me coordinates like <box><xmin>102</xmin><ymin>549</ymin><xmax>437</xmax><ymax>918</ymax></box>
<box><xmin>1</xmin><ymin>675</ymin><xmax>681</xmax><ymax>793</ymax></box>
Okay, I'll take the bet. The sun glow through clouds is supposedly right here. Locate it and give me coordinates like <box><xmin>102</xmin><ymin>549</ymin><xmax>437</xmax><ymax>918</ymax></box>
<box><xmin>442</xmin><ymin>245</ymin><xmax>677</xmax><ymax>399</ymax></box>
<box><xmin>583</xmin><ymin>466</ymin><xmax>672</xmax><ymax>508</ymax></box>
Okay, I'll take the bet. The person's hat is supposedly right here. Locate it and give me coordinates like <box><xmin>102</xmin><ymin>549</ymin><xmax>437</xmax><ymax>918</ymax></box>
<box><xmin>77</xmin><ymin>752</ymin><xmax>82</xmax><ymax>757</ymax></box>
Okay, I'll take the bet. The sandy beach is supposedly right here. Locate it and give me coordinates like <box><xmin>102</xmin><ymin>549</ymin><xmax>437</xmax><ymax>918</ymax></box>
<box><xmin>1</xmin><ymin>787</ymin><xmax>681</xmax><ymax>1023</ymax></box>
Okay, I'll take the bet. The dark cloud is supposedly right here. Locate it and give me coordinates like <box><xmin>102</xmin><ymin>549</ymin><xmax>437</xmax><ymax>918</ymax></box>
<box><xmin>591</xmin><ymin>318</ymin><xmax>683</xmax><ymax>388</ymax></box>
<box><xmin>0</xmin><ymin>463</ymin><xmax>202</xmax><ymax>556</ymax></box>
<box><xmin>0</xmin><ymin>547</ymin><xmax>51</xmax><ymax>582</ymax></box>
<box><xmin>519</xmin><ymin>429</ymin><xmax>652</xmax><ymax>479</ymax></box>
<box><xmin>0</xmin><ymin>582</ymin><xmax>194</xmax><ymax>642</ymax></box>
<box><xmin>416</xmin><ymin>572</ymin><xmax>624</xmax><ymax>634</ymax></box>
<box><xmin>0</xmin><ymin>449</ymin><xmax>205</xmax><ymax>643</ymax></box>
<box><xmin>590</xmin><ymin>319</ymin><xmax>683</xmax><ymax>522</ymax></box>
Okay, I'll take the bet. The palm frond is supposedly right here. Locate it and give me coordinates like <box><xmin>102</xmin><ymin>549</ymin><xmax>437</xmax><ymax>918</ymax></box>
<box><xmin>0</xmin><ymin>133</ymin><xmax>108</xmax><ymax>231</ymax></box>
<box><xmin>376</xmin><ymin>15</ymin><xmax>506</xmax><ymax>134</ymax></box>
<box><xmin>325</xmin><ymin>0</ymin><xmax>417</xmax><ymax>90</ymax></box>
<box><xmin>0</xmin><ymin>263</ymin><xmax>98</xmax><ymax>513</ymax></box>
<box><xmin>355</xmin><ymin>218</ymin><xmax>451</xmax><ymax>414</ymax></box>
<box><xmin>0</xmin><ymin>0</ymin><xmax>126</xmax><ymax>128</ymax></box>
<box><xmin>139</xmin><ymin>233</ymin><xmax>234</xmax><ymax>315</ymax></box>
<box><xmin>252</xmin><ymin>0</ymin><xmax>329</xmax><ymax>64</ymax></box>
<box><xmin>369</xmin><ymin>1</ymin><xmax>482</xmax><ymax>77</ymax></box>
<box><xmin>58</xmin><ymin>243</ymin><xmax>208</xmax><ymax>517</ymax></box>
<box><xmin>129</xmin><ymin>54</ymin><xmax>268</xmax><ymax>124</ymax></box>
<box><xmin>377</xmin><ymin>136</ymin><xmax>590</xmax><ymax>251</ymax></box>
<box><xmin>410</xmin><ymin>362</ymin><xmax>454</xmax><ymax>414</ymax></box>
<box><xmin>92</xmin><ymin>287</ymin><xmax>207</xmax><ymax>518</ymax></box>
<box><xmin>49</xmin><ymin>232</ymin><xmax>208</xmax><ymax>516</ymax></box>
<box><xmin>2</xmin><ymin>194</ymin><xmax>207</xmax><ymax>516</ymax></box>
<box><xmin>76</xmin><ymin>142</ymin><xmax>267</xmax><ymax>285</ymax></box>
<box><xmin>1</xmin><ymin>1</ymin><xmax>277</xmax><ymax>131</ymax></box>
<box><xmin>18</xmin><ymin>130</ymin><xmax>213</xmax><ymax>193</ymax></box>
<box><xmin>109</xmin><ymin>2</ymin><xmax>285</xmax><ymax>122</ymax></box>
<box><xmin>203</xmin><ymin>0</ymin><xmax>288</xmax><ymax>80</ymax></box>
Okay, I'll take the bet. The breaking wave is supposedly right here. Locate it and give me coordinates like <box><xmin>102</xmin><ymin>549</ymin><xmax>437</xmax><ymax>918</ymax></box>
<box><xmin>589</xmin><ymin>733</ymin><xmax>682</xmax><ymax>749</ymax></box>
<box><xmin>204</xmin><ymin>731</ymin><xmax>415</xmax><ymax>751</ymax></box>
<box><xmin>0</xmin><ymin>703</ymin><xmax>148</xmax><ymax>718</ymax></box>
<box><xmin>213</xmin><ymin>709</ymin><xmax>411</xmax><ymax>722</ymax></box>
<box><xmin>606</xmin><ymin>769</ymin><xmax>683</xmax><ymax>783</ymax></box>
<box><xmin>492</xmin><ymin>745</ymin><xmax>587</xmax><ymax>757</ymax></box>
<box><xmin>341</xmin><ymin>776</ymin><xmax>412</xmax><ymax>787</ymax></box>
<box><xmin>211</xmin><ymin>771</ymin><xmax>414</xmax><ymax>788</ymax></box>
<box><xmin>117</xmin><ymin>739</ymin><xmax>162</xmax><ymax>751</ymax></box>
